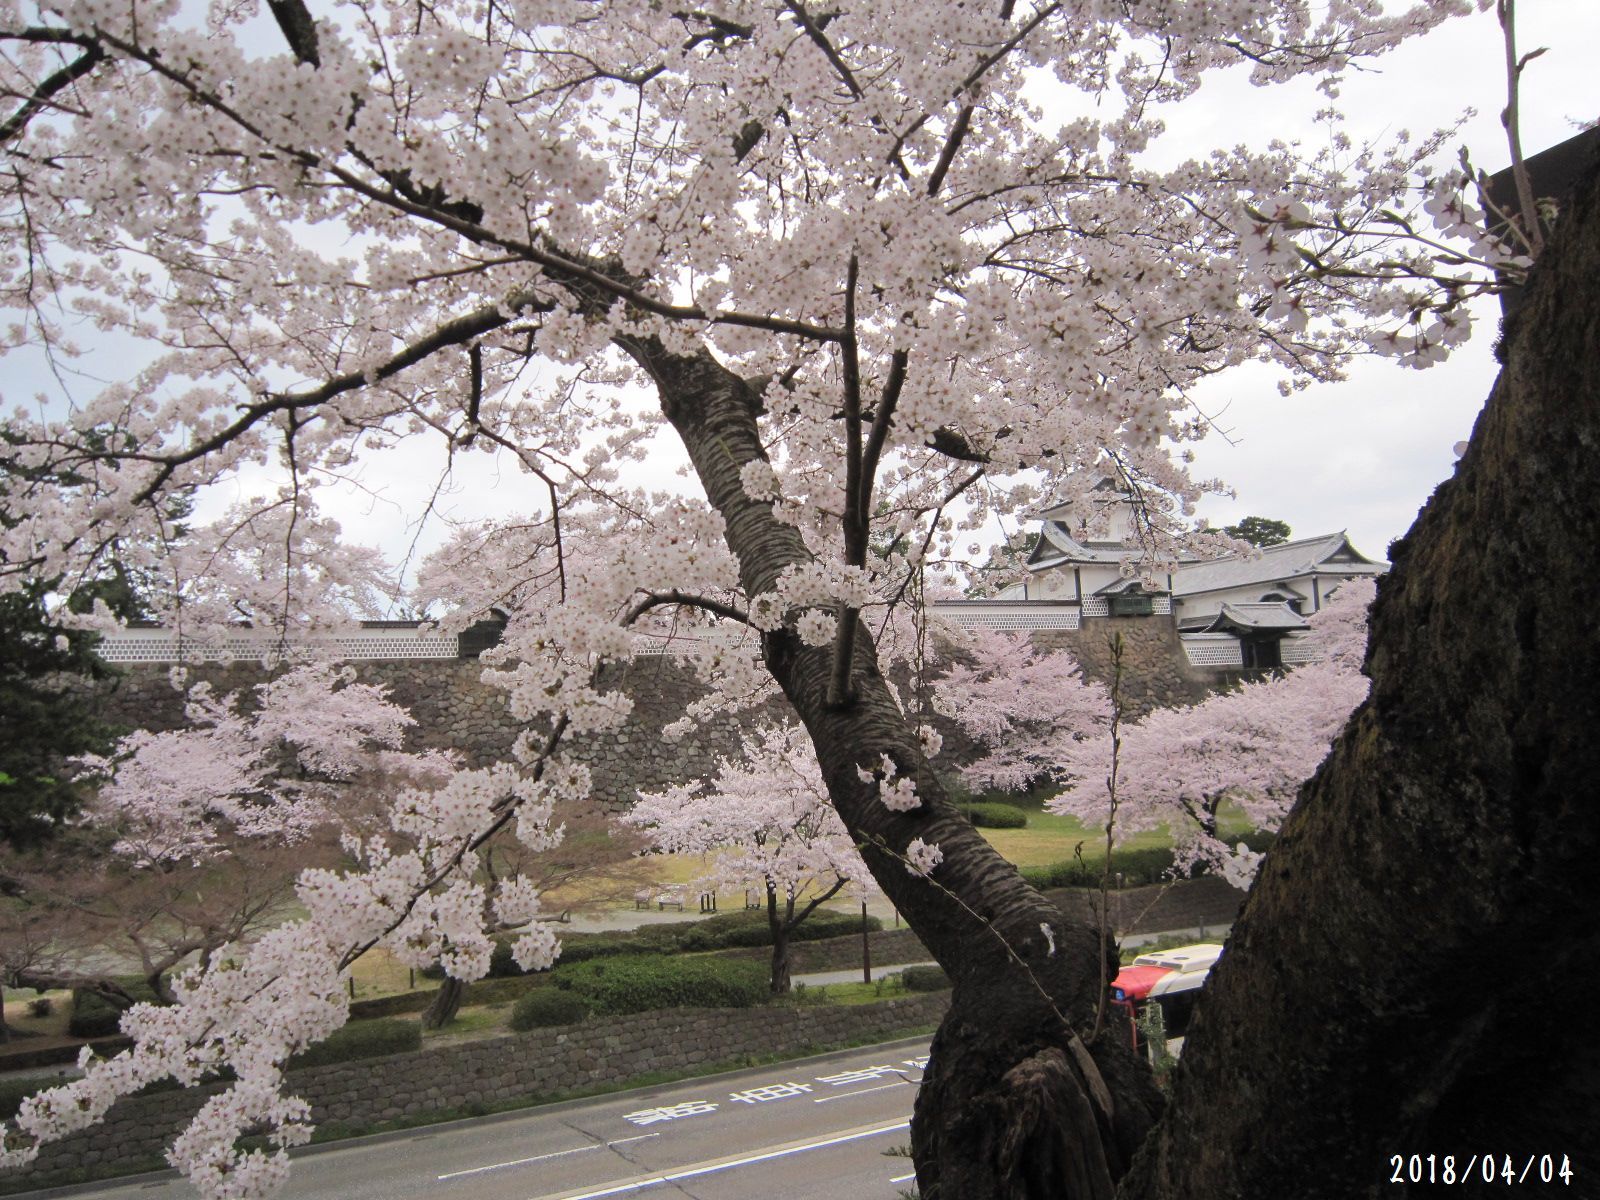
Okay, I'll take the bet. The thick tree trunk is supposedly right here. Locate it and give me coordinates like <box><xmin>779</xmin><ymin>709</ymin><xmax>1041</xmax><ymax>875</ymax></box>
<box><xmin>1119</xmin><ymin>162</ymin><xmax>1600</xmax><ymax>1198</ymax></box>
<box><xmin>625</xmin><ymin>333</ymin><xmax>1164</xmax><ymax>1198</ymax></box>
<box><xmin>421</xmin><ymin>975</ymin><xmax>465</xmax><ymax>1030</ymax></box>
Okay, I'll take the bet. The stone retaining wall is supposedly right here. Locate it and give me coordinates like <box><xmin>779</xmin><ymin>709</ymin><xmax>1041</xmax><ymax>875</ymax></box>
<box><xmin>1</xmin><ymin>992</ymin><xmax>949</xmax><ymax>1193</ymax></box>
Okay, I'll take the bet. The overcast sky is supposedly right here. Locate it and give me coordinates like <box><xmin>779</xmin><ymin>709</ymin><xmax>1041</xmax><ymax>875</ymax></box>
<box><xmin>1165</xmin><ymin>3</ymin><xmax>1599</xmax><ymax>559</ymax></box>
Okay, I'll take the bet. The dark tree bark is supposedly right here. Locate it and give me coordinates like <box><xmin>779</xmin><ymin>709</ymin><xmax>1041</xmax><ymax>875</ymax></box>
<box><xmin>766</xmin><ymin>884</ymin><xmax>793</xmax><ymax>996</ymax></box>
<box><xmin>1119</xmin><ymin>161</ymin><xmax>1600</xmax><ymax>1198</ymax></box>
<box><xmin>421</xmin><ymin>975</ymin><xmax>465</xmax><ymax>1030</ymax></box>
<box><xmin>619</xmin><ymin>332</ymin><xmax>1164</xmax><ymax>1198</ymax></box>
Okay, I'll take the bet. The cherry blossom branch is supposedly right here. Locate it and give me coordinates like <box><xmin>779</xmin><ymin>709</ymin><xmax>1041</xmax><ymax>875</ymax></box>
<box><xmin>878</xmin><ymin>465</ymin><xmax>985</xmax><ymax>618</ymax></box>
<box><xmin>783</xmin><ymin>873</ymin><xmax>849</xmax><ymax>932</ymax></box>
<box><xmin>621</xmin><ymin>589</ymin><xmax>751</xmax><ymax>628</ymax></box>
<box><xmin>925</xmin><ymin>104</ymin><xmax>973</xmax><ymax>198</ymax></box>
<box><xmin>335</xmin><ymin>713</ymin><xmax>573</xmax><ymax>974</ymax></box>
<box><xmin>860</xmin><ymin>350</ymin><xmax>908</xmax><ymax>505</ymax></box>
<box><xmin>85</xmin><ymin>27</ymin><xmax>847</xmax><ymax>348</ymax></box>
<box><xmin>1497</xmin><ymin>0</ymin><xmax>1545</xmax><ymax>257</ymax></box>
<box><xmin>116</xmin><ymin>290</ymin><xmax>555</xmax><ymax>504</ymax></box>
<box><xmin>0</xmin><ymin>35</ymin><xmax>103</xmax><ymax>143</ymax></box>
<box><xmin>263</xmin><ymin>0</ymin><xmax>319</xmax><ymax>66</ymax></box>
<box><xmin>884</xmin><ymin>1</ymin><xmax>1063</xmax><ymax>174</ymax></box>
<box><xmin>1091</xmin><ymin>632</ymin><xmax>1124</xmax><ymax>1042</ymax></box>
<box><xmin>782</xmin><ymin>0</ymin><xmax>864</xmax><ymax>98</ymax></box>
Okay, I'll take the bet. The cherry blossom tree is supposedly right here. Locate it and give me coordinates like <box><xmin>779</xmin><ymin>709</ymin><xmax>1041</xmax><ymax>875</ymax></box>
<box><xmin>626</xmin><ymin>723</ymin><xmax>874</xmax><ymax>993</ymax></box>
<box><xmin>1052</xmin><ymin>579</ymin><xmax>1376</xmax><ymax>887</ymax></box>
<box><xmin>0</xmin><ymin>0</ymin><xmax>1564</xmax><ymax>1195</ymax></box>
<box><xmin>2</xmin><ymin>662</ymin><xmax>456</xmax><ymax>1003</ymax></box>
<box><xmin>931</xmin><ymin>627</ymin><xmax>1111</xmax><ymax>794</ymax></box>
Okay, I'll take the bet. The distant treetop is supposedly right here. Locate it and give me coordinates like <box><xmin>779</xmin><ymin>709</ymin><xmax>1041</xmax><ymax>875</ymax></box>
<box><xmin>1223</xmin><ymin>517</ymin><xmax>1293</xmax><ymax>548</ymax></box>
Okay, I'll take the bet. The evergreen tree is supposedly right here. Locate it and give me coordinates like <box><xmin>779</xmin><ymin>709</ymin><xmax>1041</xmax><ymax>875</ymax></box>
<box><xmin>0</xmin><ymin>585</ymin><xmax>115</xmax><ymax>849</ymax></box>
<box><xmin>1221</xmin><ymin>515</ymin><xmax>1292</xmax><ymax>547</ymax></box>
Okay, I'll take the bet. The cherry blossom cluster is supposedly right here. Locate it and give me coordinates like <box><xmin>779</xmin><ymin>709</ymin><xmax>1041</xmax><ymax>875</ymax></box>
<box><xmin>903</xmin><ymin>838</ymin><xmax>944</xmax><ymax>878</ymax></box>
<box><xmin>1</xmin><ymin>918</ymin><xmax>347</xmax><ymax>1196</ymax></box>
<box><xmin>75</xmin><ymin>662</ymin><xmax>434</xmax><ymax>866</ymax></box>
<box><xmin>856</xmin><ymin>753</ymin><xmax>923</xmax><ymax>814</ymax></box>
<box><xmin>932</xmin><ymin>628</ymin><xmax>1113</xmax><ymax>793</ymax></box>
<box><xmin>1233</xmin><ymin>156</ymin><xmax>1535</xmax><ymax>371</ymax></box>
<box><xmin>625</xmin><ymin>723</ymin><xmax>876</xmax><ymax>906</ymax></box>
<box><xmin>0</xmin><ymin>661</ymin><xmax>566</xmax><ymax>1193</ymax></box>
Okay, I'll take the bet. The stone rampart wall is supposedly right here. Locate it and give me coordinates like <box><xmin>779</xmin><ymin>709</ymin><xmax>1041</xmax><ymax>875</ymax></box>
<box><xmin>1027</xmin><ymin>615</ymin><xmax>1214</xmax><ymax>716</ymax></box>
<box><xmin>84</xmin><ymin>618</ymin><xmax>1219</xmax><ymax>806</ymax></box>
<box><xmin>3</xmin><ymin>993</ymin><xmax>948</xmax><ymax>1193</ymax></box>
<box><xmin>83</xmin><ymin>654</ymin><xmax>789</xmax><ymax>809</ymax></box>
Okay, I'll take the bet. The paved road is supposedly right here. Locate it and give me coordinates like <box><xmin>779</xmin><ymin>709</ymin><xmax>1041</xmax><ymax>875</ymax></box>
<box><xmin>48</xmin><ymin>1038</ymin><xmax>933</xmax><ymax>1200</ymax></box>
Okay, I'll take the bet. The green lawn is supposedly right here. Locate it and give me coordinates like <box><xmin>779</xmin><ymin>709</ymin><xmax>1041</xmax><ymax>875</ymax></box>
<box><xmin>959</xmin><ymin>785</ymin><xmax>1258</xmax><ymax>869</ymax></box>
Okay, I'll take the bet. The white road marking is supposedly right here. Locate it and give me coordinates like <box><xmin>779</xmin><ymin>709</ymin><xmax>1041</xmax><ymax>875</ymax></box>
<box><xmin>890</xmin><ymin>1172</ymin><xmax>917</xmax><ymax>1184</ymax></box>
<box><xmin>532</xmin><ymin>1119</ymin><xmax>912</xmax><ymax>1200</ymax></box>
<box><xmin>606</xmin><ymin>1134</ymin><xmax>658</xmax><ymax>1148</ymax></box>
<box><xmin>811</xmin><ymin>1081</ymin><xmax>909</xmax><ymax>1104</ymax></box>
<box><xmin>438</xmin><ymin>1134</ymin><xmax>660</xmax><ymax>1181</ymax></box>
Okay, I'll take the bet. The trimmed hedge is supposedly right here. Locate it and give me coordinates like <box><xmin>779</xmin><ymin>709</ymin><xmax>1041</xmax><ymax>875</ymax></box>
<box><xmin>423</xmin><ymin>923</ymin><xmax>693</xmax><ymax>979</ymax></box>
<box><xmin>551</xmin><ymin>955</ymin><xmax>768</xmax><ymax>1015</ymax></box>
<box><xmin>509</xmin><ymin>988</ymin><xmax>592</xmax><ymax>1031</ymax></box>
<box><xmin>287</xmin><ymin>1018</ymin><xmax>421</xmax><ymax>1070</ymax></box>
<box><xmin>672</xmin><ymin>907</ymin><xmax>879</xmax><ymax>951</ymax></box>
<box><xmin>960</xmin><ymin>801</ymin><xmax>1028</xmax><ymax>829</ymax></box>
<box><xmin>68</xmin><ymin>979</ymin><xmax>161</xmax><ymax>1039</ymax></box>
<box><xmin>899</xmin><ymin>965</ymin><xmax>951</xmax><ymax>992</ymax></box>
<box><xmin>544</xmin><ymin>908</ymin><xmax>883</xmax><ymax>967</ymax></box>
<box><xmin>553</xmin><ymin>929</ymin><xmax>667</xmax><ymax>965</ymax></box>
<box><xmin>1019</xmin><ymin>831</ymin><xmax>1276</xmax><ymax>890</ymax></box>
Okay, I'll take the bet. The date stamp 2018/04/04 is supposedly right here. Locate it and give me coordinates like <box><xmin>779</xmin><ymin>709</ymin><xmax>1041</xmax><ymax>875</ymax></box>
<box><xmin>1388</xmin><ymin>1155</ymin><xmax>1575</xmax><ymax>1186</ymax></box>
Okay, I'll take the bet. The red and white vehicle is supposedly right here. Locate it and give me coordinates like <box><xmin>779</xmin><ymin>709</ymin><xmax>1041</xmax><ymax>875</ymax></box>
<box><xmin>1109</xmin><ymin>943</ymin><xmax>1223</xmax><ymax>1050</ymax></box>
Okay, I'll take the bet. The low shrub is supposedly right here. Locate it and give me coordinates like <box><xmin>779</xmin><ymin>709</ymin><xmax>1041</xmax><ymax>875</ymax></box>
<box><xmin>347</xmin><ymin>990</ymin><xmax>435</xmax><ymax>1020</ymax></box>
<box><xmin>552</xmin><ymin>930</ymin><xmax>660</xmax><ymax>964</ymax></box>
<box><xmin>509</xmin><ymin>988</ymin><xmax>592</xmax><ymax>1031</ymax></box>
<box><xmin>1020</xmin><ymin>831</ymin><xmax>1277</xmax><ymax>891</ymax></box>
<box><xmin>552</xmin><ymin>955</ymin><xmax>768</xmax><ymax>1015</ymax></box>
<box><xmin>674</xmin><ymin>907</ymin><xmax>879</xmax><ymax>951</ymax></box>
<box><xmin>898</xmin><ymin>965</ymin><xmax>950</xmax><ymax>992</ymax></box>
<box><xmin>26</xmin><ymin>997</ymin><xmax>53</xmax><ymax>1019</ymax></box>
<box><xmin>418</xmin><ymin>908</ymin><xmax>884</xmax><ymax>990</ymax></box>
<box><xmin>68</xmin><ymin>979</ymin><xmax>161</xmax><ymax>1039</ymax></box>
<box><xmin>465</xmin><ymin>975</ymin><xmax>547</xmax><ymax>1007</ymax></box>
<box><xmin>960</xmin><ymin>801</ymin><xmax>1028</xmax><ymax>829</ymax></box>
<box><xmin>287</xmin><ymin>1018</ymin><xmax>421</xmax><ymax>1070</ymax></box>
<box><xmin>0</xmin><ymin>1077</ymin><xmax>44</xmax><ymax>1120</ymax></box>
